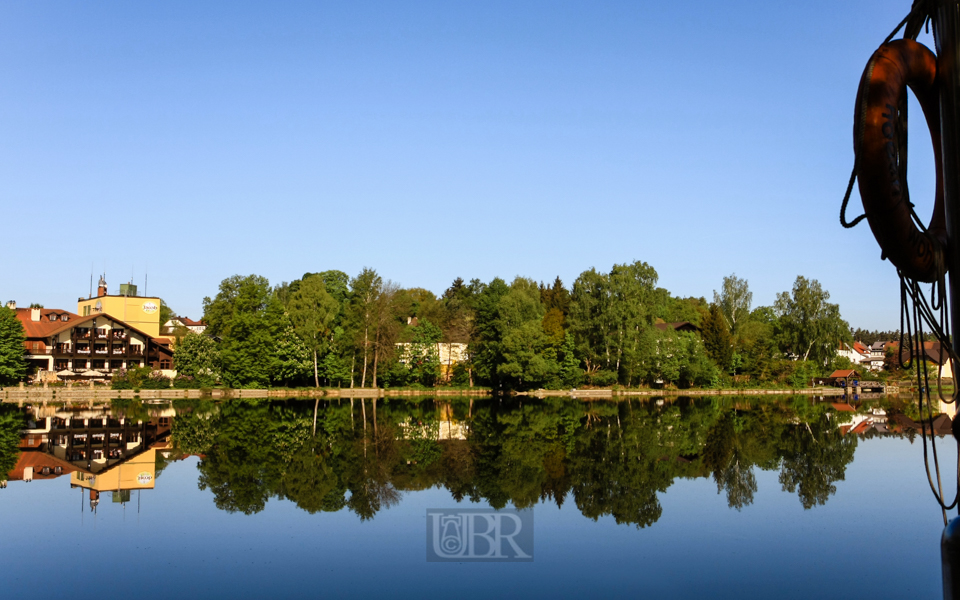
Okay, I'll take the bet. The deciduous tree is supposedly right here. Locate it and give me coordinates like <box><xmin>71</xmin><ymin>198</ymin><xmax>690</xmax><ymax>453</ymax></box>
<box><xmin>288</xmin><ymin>277</ymin><xmax>339</xmax><ymax>387</ymax></box>
<box><xmin>713</xmin><ymin>274</ymin><xmax>752</xmax><ymax>338</ymax></box>
<box><xmin>774</xmin><ymin>276</ymin><xmax>852</xmax><ymax>365</ymax></box>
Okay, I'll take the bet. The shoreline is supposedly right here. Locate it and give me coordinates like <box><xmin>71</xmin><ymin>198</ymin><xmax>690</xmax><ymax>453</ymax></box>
<box><xmin>0</xmin><ymin>385</ymin><xmax>902</xmax><ymax>402</ymax></box>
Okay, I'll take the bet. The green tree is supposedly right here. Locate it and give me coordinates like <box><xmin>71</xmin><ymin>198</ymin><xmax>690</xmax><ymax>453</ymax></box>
<box><xmin>471</xmin><ymin>277</ymin><xmax>510</xmax><ymax>388</ymax></box>
<box><xmin>702</xmin><ymin>304</ymin><xmax>734</xmax><ymax>372</ymax></box>
<box><xmin>347</xmin><ymin>268</ymin><xmax>382</xmax><ymax>387</ymax></box>
<box><xmin>404</xmin><ymin>319</ymin><xmax>442</xmax><ymax>385</ymax></box>
<box><xmin>497</xmin><ymin>278</ymin><xmax>558</xmax><ymax>389</ymax></box>
<box><xmin>558</xmin><ymin>332</ymin><xmax>583</xmax><ymax>387</ymax></box>
<box><xmin>172</xmin><ymin>332</ymin><xmax>221</xmax><ymax>383</ymax></box>
<box><xmin>203</xmin><ymin>274</ymin><xmax>284</xmax><ymax>388</ymax></box>
<box><xmin>774</xmin><ymin>276</ymin><xmax>852</xmax><ymax>365</ymax></box>
<box><xmin>0</xmin><ymin>307</ymin><xmax>27</xmax><ymax>386</ymax></box>
<box><xmin>158</xmin><ymin>300</ymin><xmax>176</xmax><ymax>335</ymax></box>
<box><xmin>568</xmin><ymin>260</ymin><xmax>659</xmax><ymax>386</ymax></box>
<box><xmin>714</xmin><ymin>274</ymin><xmax>752</xmax><ymax>339</ymax></box>
<box><xmin>288</xmin><ymin>277</ymin><xmax>339</xmax><ymax>387</ymax></box>
<box><xmin>273</xmin><ymin>323</ymin><xmax>314</xmax><ymax>385</ymax></box>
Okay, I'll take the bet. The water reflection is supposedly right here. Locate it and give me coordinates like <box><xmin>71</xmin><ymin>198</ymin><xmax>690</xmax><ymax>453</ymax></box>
<box><xmin>0</xmin><ymin>395</ymin><xmax>948</xmax><ymax>527</ymax></box>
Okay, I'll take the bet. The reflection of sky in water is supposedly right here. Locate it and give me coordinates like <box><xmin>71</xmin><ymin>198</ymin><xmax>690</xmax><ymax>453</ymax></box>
<box><xmin>1</xmin><ymin>436</ymin><xmax>950</xmax><ymax>599</ymax></box>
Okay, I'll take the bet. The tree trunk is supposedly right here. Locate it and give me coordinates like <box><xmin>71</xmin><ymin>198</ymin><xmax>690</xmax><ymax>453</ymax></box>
<box><xmin>372</xmin><ymin>327</ymin><xmax>381</xmax><ymax>388</ymax></box>
<box><xmin>313</xmin><ymin>350</ymin><xmax>319</xmax><ymax>388</ymax></box>
<box><xmin>312</xmin><ymin>398</ymin><xmax>319</xmax><ymax>437</ymax></box>
<box><xmin>361</xmin><ymin>324</ymin><xmax>369</xmax><ymax>387</ymax></box>
<box><xmin>350</xmin><ymin>353</ymin><xmax>356</xmax><ymax>388</ymax></box>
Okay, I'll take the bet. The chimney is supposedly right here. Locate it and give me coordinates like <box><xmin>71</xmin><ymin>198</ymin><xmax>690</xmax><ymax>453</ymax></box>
<box><xmin>31</xmin><ymin>308</ymin><xmax>41</xmax><ymax>322</ymax></box>
<box><xmin>5</xmin><ymin>301</ymin><xmax>14</xmax><ymax>310</ymax></box>
<box><xmin>97</xmin><ymin>275</ymin><xmax>107</xmax><ymax>298</ymax></box>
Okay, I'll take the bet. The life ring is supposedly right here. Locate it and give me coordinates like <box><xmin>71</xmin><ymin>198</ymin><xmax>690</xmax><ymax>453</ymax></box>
<box><xmin>855</xmin><ymin>39</ymin><xmax>946</xmax><ymax>282</ymax></box>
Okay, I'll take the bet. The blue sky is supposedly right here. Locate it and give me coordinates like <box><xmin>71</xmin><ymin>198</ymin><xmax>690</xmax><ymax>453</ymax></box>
<box><xmin>0</xmin><ymin>1</ymin><xmax>937</xmax><ymax>330</ymax></box>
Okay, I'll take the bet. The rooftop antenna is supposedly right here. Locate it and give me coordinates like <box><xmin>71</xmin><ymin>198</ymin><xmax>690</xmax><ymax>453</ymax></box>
<box><xmin>89</xmin><ymin>270</ymin><xmax>93</xmax><ymax>299</ymax></box>
<box><xmin>145</xmin><ymin>269</ymin><xmax>148</xmax><ymax>297</ymax></box>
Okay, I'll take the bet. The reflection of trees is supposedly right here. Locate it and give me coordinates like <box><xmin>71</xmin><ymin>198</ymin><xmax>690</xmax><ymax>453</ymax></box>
<box><xmin>0</xmin><ymin>405</ymin><xmax>24</xmax><ymax>478</ymax></box>
<box><xmin>778</xmin><ymin>412</ymin><xmax>857</xmax><ymax>509</ymax></box>
<box><xmin>703</xmin><ymin>412</ymin><xmax>757</xmax><ymax>511</ymax></box>
<box><xmin>162</xmin><ymin>395</ymin><xmax>865</xmax><ymax>524</ymax></box>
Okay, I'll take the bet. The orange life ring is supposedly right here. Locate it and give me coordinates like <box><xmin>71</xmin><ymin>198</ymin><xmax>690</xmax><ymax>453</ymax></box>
<box><xmin>855</xmin><ymin>39</ymin><xmax>946</xmax><ymax>282</ymax></box>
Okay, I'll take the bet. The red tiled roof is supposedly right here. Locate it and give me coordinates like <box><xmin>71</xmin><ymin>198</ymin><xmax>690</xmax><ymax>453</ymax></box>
<box><xmin>6</xmin><ymin>451</ymin><xmax>78</xmax><ymax>481</ymax></box>
<box><xmin>179</xmin><ymin>317</ymin><xmax>205</xmax><ymax>327</ymax></box>
<box><xmin>15</xmin><ymin>308</ymin><xmax>81</xmax><ymax>339</ymax></box>
<box><xmin>829</xmin><ymin>369</ymin><xmax>858</xmax><ymax>378</ymax></box>
<box><xmin>831</xmin><ymin>403</ymin><xmax>856</xmax><ymax>412</ymax></box>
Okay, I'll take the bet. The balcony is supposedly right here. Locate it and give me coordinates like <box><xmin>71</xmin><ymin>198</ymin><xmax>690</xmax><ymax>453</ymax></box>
<box><xmin>77</xmin><ymin>349</ymin><xmax>91</xmax><ymax>355</ymax></box>
<box><xmin>112</xmin><ymin>347</ymin><xmax>125</xmax><ymax>354</ymax></box>
<box><xmin>95</xmin><ymin>350</ymin><xmax>107</xmax><ymax>355</ymax></box>
<box><xmin>75</xmin><ymin>332</ymin><xmax>91</xmax><ymax>339</ymax></box>
<box><xmin>112</xmin><ymin>332</ymin><xmax>127</xmax><ymax>340</ymax></box>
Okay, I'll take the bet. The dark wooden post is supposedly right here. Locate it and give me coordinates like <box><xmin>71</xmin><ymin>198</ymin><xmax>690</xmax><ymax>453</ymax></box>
<box><xmin>934</xmin><ymin>5</ymin><xmax>960</xmax><ymax>597</ymax></box>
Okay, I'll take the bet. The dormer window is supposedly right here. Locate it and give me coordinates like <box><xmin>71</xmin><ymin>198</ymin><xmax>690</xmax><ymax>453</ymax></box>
<box><xmin>62</xmin><ymin>315</ymin><xmax>68</xmax><ymax>322</ymax></box>
<box><xmin>49</xmin><ymin>314</ymin><xmax>58</xmax><ymax>321</ymax></box>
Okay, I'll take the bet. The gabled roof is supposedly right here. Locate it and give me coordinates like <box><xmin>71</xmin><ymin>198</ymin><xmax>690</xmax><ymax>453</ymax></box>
<box><xmin>43</xmin><ymin>313</ymin><xmax>156</xmax><ymax>341</ymax></box>
<box><xmin>14</xmin><ymin>308</ymin><xmax>82</xmax><ymax>338</ymax></box>
<box><xmin>6</xmin><ymin>450</ymin><xmax>78</xmax><ymax>481</ymax></box>
<box><xmin>829</xmin><ymin>369</ymin><xmax>858</xmax><ymax>378</ymax></box>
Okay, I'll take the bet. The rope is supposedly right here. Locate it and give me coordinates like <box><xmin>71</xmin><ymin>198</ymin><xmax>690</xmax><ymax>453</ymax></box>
<box><xmin>898</xmin><ymin>270</ymin><xmax>960</xmax><ymax>525</ymax></box>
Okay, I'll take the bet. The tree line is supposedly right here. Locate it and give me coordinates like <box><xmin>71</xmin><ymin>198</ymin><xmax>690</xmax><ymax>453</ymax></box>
<box><xmin>169</xmin><ymin>261</ymin><xmax>853</xmax><ymax>391</ymax></box>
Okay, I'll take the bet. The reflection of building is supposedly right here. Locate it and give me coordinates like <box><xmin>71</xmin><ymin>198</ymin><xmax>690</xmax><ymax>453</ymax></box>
<box><xmin>4</xmin><ymin>406</ymin><xmax>172</xmax><ymax>509</ymax></box>
<box><xmin>830</xmin><ymin>403</ymin><xmax>891</xmax><ymax>435</ymax></box>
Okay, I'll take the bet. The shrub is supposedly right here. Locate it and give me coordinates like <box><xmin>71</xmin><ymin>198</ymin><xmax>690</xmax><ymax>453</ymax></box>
<box><xmin>112</xmin><ymin>365</ymin><xmax>171</xmax><ymax>390</ymax></box>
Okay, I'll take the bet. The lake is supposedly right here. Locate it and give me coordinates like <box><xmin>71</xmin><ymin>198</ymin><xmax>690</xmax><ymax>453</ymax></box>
<box><xmin>0</xmin><ymin>395</ymin><xmax>953</xmax><ymax>599</ymax></box>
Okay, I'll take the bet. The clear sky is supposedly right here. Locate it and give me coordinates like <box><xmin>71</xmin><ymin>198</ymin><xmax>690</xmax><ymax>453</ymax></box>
<box><xmin>0</xmin><ymin>1</ymin><xmax>938</xmax><ymax>330</ymax></box>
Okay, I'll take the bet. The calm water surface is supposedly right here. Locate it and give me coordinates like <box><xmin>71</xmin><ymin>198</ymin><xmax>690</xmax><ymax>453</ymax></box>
<box><xmin>0</xmin><ymin>395</ymin><xmax>953</xmax><ymax>599</ymax></box>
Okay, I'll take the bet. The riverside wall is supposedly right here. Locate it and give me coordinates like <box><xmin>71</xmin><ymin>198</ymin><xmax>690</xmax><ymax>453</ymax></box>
<box><xmin>0</xmin><ymin>384</ymin><xmax>897</xmax><ymax>403</ymax></box>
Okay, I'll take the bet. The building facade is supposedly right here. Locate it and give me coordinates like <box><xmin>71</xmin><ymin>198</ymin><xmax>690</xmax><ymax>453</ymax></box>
<box><xmin>15</xmin><ymin>307</ymin><xmax>173</xmax><ymax>380</ymax></box>
<box><xmin>76</xmin><ymin>276</ymin><xmax>162</xmax><ymax>337</ymax></box>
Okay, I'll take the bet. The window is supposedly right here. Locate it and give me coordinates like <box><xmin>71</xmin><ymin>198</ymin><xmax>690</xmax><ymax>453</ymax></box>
<box><xmin>49</xmin><ymin>314</ymin><xmax>58</xmax><ymax>321</ymax></box>
<box><xmin>160</xmin><ymin>359</ymin><xmax>171</xmax><ymax>369</ymax></box>
<box><xmin>91</xmin><ymin>360</ymin><xmax>105</xmax><ymax>369</ymax></box>
<box><xmin>61</xmin><ymin>315</ymin><xmax>68</xmax><ymax>322</ymax></box>
<box><xmin>110</xmin><ymin>360</ymin><xmax>123</xmax><ymax>370</ymax></box>
<box><xmin>31</xmin><ymin>342</ymin><xmax>39</xmax><ymax>350</ymax></box>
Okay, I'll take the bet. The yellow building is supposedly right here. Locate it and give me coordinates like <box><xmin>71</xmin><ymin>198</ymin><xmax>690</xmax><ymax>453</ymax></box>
<box><xmin>77</xmin><ymin>276</ymin><xmax>162</xmax><ymax>337</ymax></box>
